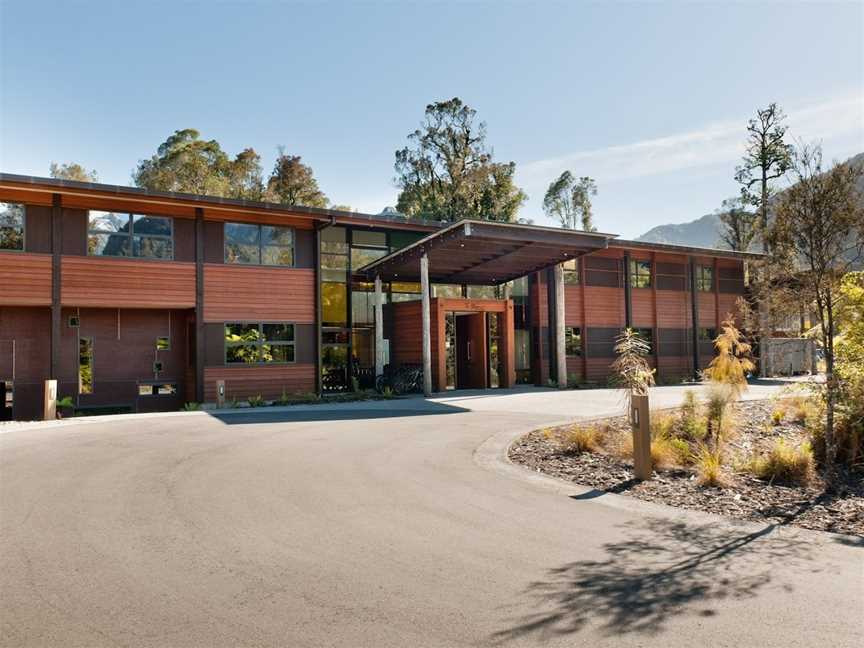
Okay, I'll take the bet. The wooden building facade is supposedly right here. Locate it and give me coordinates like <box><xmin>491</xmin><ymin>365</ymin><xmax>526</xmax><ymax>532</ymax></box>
<box><xmin>0</xmin><ymin>174</ymin><xmax>757</xmax><ymax>420</ymax></box>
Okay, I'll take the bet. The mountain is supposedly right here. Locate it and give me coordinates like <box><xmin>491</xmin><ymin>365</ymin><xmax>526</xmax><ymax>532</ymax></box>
<box><xmin>635</xmin><ymin>152</ymin><xmax>864</xmax><ymax>249</ymax></box>
<box><xmin>635</xmin><ymin>212</ymin><xmax>724</xmax><ymax>248</ymax></box>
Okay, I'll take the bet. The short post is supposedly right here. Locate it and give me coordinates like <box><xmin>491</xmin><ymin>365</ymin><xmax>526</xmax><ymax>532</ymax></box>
<box><xmin>43</xmin><ymin>379</ymin><xmax>57</xmax><ymax>421</ymax></box>
<box><xmin>216</xmin><ymin>380</ymin><xmax>226</xmax><ymax>408</ymax></box>
<box><xmin>630</xmin><ymin>393</ymin><xmax>652</xmax><ymax>480</ymax></box>
<box><xmin>554</xmin><ymin>262</ymin><xmax>567</xmax><ymax>388</ymax></box>
<box><xmin>374</xmin><ymin>274</ymin><xmax>385</xmax><ymax>378</ymax></box>
<box><xmin>420</xmin><ymin>251</ymin><xmax>432</xmax><ymax>396</ymax></box>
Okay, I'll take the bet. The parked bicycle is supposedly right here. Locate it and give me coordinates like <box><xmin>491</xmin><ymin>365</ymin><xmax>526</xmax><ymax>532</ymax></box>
<box><xmin>375</xmin><ymin>364</ymin><xmax>424</xmax><ymax>395</ymax></box>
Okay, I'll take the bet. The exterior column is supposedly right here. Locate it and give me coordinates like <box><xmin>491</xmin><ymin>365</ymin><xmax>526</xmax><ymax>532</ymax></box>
<box><xmin>194</xmin><ymin>207</ymin><xmax>205</xmax><ymax>403</ymax></box>
<box><xmin>554</xmin><ymin>262</ymin><xmax>567</xmax><ymax>388</ymax></box>
<box><xmin>420</xmin><ymin>251</ymin><xmax>432</xmax><ymax>396</ymax></box>
<box><xmin>623</xmin><ymin>252</ymin><xmax>633</xmax><ymax>328</ymax></box>
<box><xmin>50</xmin><ymin>193</ymin><xmax>62</xmax><ymax>384</ymax></box>
<box><xmin>374</xmin><ymin>274</ymin><xmax>385</xmax><ymax>378</ymax></box>
<box><xmin>688</xmin><ymin>257</ymin><xmax>700</xmax><ymax>380</ymax></box>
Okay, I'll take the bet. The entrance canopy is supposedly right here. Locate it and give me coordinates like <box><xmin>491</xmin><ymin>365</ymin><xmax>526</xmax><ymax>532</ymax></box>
<box><xmin>358</xmin><ymin>220</ymin><xmax>615</xmax><ymax>285</ymax></box>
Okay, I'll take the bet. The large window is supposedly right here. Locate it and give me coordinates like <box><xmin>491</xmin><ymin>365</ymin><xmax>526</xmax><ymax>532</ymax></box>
<box><xmin>565</xmin><ymin>327</ymin><xmax>582</xmax><ymax>356</ymax></box>
<box><xmin>562</xmin><ymin>259</ymin><xmax>580</xmax><ymax>285</ymax></box>
<box><xmin>629</xmin><ymin>259</ymin><xmax>652</xmax><ymax>288</ymax></box>
<box><xmin>224</xmin><ymin>322</ymin><xmax>295</xmax><ymax>364</ymax></box>
<box><xmin>696</xmin><ymin>265</ymin><xmax>714</xmax><ymax>292</ymax></box>
<box><xmin>350</xmin><ymin>230</ymin><xmax>387</xmax><ymax>269</ymax></box>
<box><xmin>224</xmin><ymin>222</ymin><xmax>294</xmax><ymax>266</ymax></box>
<box><xmin>88</xmin><ymin>211</ymin><xmax>173</xmax><ymax>259</ymax></box>
<box><xmin>79</xmin><ymin>337</ymin><xmax>94</xmax><ymax>394</ymax></box>
<box><xmin>0</xmin><ymin>202</ymin><xmax>24</xmax><ymax>251</ymax></box>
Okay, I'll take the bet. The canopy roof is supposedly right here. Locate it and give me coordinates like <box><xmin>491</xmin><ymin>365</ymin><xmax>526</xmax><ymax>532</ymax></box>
<box><xmin>358</xmin><ymin>220</ymin><xmax>615</xmax><ymax>285</ymax></box>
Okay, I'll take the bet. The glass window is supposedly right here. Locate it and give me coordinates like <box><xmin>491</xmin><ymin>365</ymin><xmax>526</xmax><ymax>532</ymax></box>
<box><xmin>434</xmin><ymin>284</ymin><xmax>463</xmax><ymax>298</ymax></box>
<box><xmin>699</xmin><ymin>328</ymin><xmax>717</xmax><ymax>341</ymax></box>
<box><xmin>322</xmin><ymin>282</ymin><xmax>348</xmax><ymax>327</ymax></box>
<box><xmin>225</xmin><ymin>322</ymin><xmax>295</xmax><ymax>364</ymax></box>
<box><xmin>351</xmin><ymin>230</ymin><xmax>387</xmax><ymax>248</ymax></box>
<box><xmin>224</xmin><ymin>223</ymin><xmax>294</xmax><ymax>266</ymax></box>
<box><xmin>79</xmin><ymin>337</ymin><xmax>94</xmax><ymax>394</ymax></box>
<box><xmin>321</xmin><ymin>226</ymin><xmax>348</xmax><ymax>254</ymax></box>
<box><xmin>696</xmin><ymin>265</ymin><xmax>714</xmax><ymax>292</ymax></box>
<box><xmin>563</xmin><ymin>259</ymin><xmax>580</xmax><ymax>285</ymax></box>
<box><xmin>565</xmin><ymin>327</ymin><xmax>582</xmax><ymax>356</ymax></box>
<box><xmin>351</xmin><ymin>246</ymin><xmax>387</xmax><ymax>270</ymax></box>
<box><xmin>391</xmin><ymin>281</ymin><xmax>422</xmax><ymax>302</ymax></box>
<box><xmin>352</xmin><ymin>282</ymin><xmax>386</xmax><ymax>325</ymax></box>
<box><xmin>630</xmin><ymin>259</ymin><xmax>652</xmax><ymax>288</ymax></box>
<box><xmin>88</xmin><ymin>211</ymin><xmax>173</xmax><ymax>259</ymax></box>
<box><xmin>0</xmin><ymin>202</ymin><xmax>25</xmax><ymax>251</ymax></box>
<box><xmin>466</xmin><ymin>285</ymin><xmax>498</xmax><ymax>299</ymax></box>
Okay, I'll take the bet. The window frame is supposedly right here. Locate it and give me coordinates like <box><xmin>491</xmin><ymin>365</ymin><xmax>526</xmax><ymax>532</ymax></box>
<box><xmin>87</xmin><ymin>211</ymin><xmax>174</xmax><ymax>260</ymax></box>
<box><xmin>0</xmin><ymin>202</ymin><xmax>25</xmax><ymax>252</ymax></box>
<box><xmin>696</xmin><ymin>265</ymin><xmax>714</xmax><ymax>292</ymax></box>
<box><xmin>565</xmin><ymin>326</ymin><xmax>583</xmax><ymax>357</ymax></box>
<box><xmin>629</xmin><ymin>259</ymin><xmax>652</xmax><ymax>289</ymax></box>
<box><xmin>223</xmin><ymin>222</ymin><xmax>295</xmax><ymax>267</ymax></box>
<box><xmin>223</xmin><ymin>321</ymin><xmax>297</xmax><ymax>365</ymax></box>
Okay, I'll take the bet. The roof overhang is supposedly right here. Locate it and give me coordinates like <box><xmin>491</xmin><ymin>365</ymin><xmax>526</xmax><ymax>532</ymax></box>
<box><xmin>358</xmin><ymin>220</ymin><xmax>616</xmax><ymax>285</ymax></box>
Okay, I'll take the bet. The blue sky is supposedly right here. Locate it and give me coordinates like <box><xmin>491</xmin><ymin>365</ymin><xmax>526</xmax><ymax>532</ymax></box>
<box><xmin>1</xmin><ymin>1</ymin><xmax>862</xmax><ymax>238</ymax></box>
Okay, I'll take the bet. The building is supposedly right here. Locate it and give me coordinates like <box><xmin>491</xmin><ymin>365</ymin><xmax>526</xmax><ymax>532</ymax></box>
<box><xmin>0</xmin><ymin>173</ymin><xmax>760</xmax><ymax>420</ymax></box>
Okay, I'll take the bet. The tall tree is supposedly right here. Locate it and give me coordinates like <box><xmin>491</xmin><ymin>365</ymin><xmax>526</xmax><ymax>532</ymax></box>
<box><xmin>49</xmin><ymin>162</ymin><xmax>98</xmax><ymax>182</ymax></box>
<box><xmin>266</xmin><ymin>151</ymin><xmax>328</xmax><ymax>208</ymax></box>
<box><xmin>767</xmin><ymin>144</ymin><xmax>864</xmax><ymax>475</ymax></box>
<box><xmin>228</xmin><ymin>148</ymin><xmax>266</xmax><ymax>201</ymax></box>
<box><xmin>734</xmin><ymin>103</ymin><xmax>793</xmax><ymax>252</ymax></box>
<box><xmin>133</xmin><ymin>129</ymin><xmax>233</xmax><ymax>195</ymax></box>
<box><xmin>394</xmin><ymin>98</ymin><xmax>526</xmax><ymax>222</ymax></box>
<box><xmin>543</xmin><ymin>171</ymin><xmax>598</xmax><ymax>231</ymax></box>
<box><xmin>717</xmin><ymin>196</ymin><xmax>757</xmax><ymax>251</ymax></box>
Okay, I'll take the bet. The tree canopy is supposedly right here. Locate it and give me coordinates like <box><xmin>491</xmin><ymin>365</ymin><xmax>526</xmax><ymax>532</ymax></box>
<box><xmin>717</xmin><ymin>196</ymin><xmax>757</xmax><ymax>251</ymax></box>
<box><xmin>49</xmin><ymin>162</ymin><xmax>98</xmax><ymax>182</ymax></box>
<box><xmin>267</xmin><ymin>152</ymin><xmax>328</xmax><ymax>208</ymax></box>
<box><xmin>394</xmin><ymin>98</ymin><xmax>526</xmax><ymax>222</ymax></box>
<box><xmin>542</xmin><ymin>171</ymin><xmax>597</xmax><ymax>231</ymax></box>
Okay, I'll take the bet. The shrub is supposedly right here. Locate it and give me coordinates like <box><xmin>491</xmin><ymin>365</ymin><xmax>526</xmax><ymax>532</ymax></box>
<box><xmin>790</xmin><ymin>397</ymin><xmax>817</xmax><ymax>425</ymax></box>
<box><xmin>668</xmin><ymin>438</ymin><xmax>693</xmax><ymax>465</ymax></box>
<box><xmin>650</xmin><ymin>437</ymin><xmax>679</xmax><ymax>469</ymax></box>
<box><xmin>695</xmin><ymin>446</ymin><xmax>727</xmax><ymax>487</ymax></box>
<box><xmin>770</xmin><ymin>405</ymin><xmax>786</xmax><ymax>426</ymax></box>
<box><xmin>247</xmin><ymin>394</ymin><xmax>266</xmax><ymax>408</ymax></box>
<box><xmin>705</xmin><ymin>383</ymin><xmax>735</xmax><ymax>446</ymax></box>
<box><xmin>182</xmin><ymin>402</ymin><xmax>201</xmax><ymax>411</ymax></box>
<box><xmin>650</xmin><ymin>412</ymin><xmax>676</xmax><ymax>440</ymax></box>
<box><xmin>680</xmin><ymin>391</ymin><xmax>707</xmax><ymax>441</ymax></box>
<box><xmin>560</xmin><ymin>425</ymin><xmax>603</xmax><ymax>455</ymax></box>
<box><xmin>748</xmin><ymin>440</ymin><xmax>814</xmax><ymax>485</ymax></box>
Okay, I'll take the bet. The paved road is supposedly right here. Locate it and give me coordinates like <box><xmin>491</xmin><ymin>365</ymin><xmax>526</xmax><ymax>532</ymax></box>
<box><xmin>1</xmin><ymin>382</ymin><xmax>861</xmax><ymax>647</ymax></box>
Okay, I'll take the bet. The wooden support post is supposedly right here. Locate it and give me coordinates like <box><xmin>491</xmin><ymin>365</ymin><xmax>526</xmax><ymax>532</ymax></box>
<box><xmin>420</xmin><ymin>252</ymin><xmax>432</xmax><ymax>396</ymax></box>
<box><xmin>374</xmin><ymin>274</ymin><xmax>385</xmax><ymax>378</ymax></box>
<box><xmin>554</xmin><ymin>262</ymin><xmax>567</xmax><ymax>388</ymax></box>
<box><xmin>43</xmin><ymin>379</ymin><xmax>57</xmax><ymax>421</ymax></box>
<box><xmin>50</xmin><ymin>193</ymin><xmax>62</xmax><ymax>381</ymax></box>
<box><xmin>194</xmin><ymin>207</ymin><xmax>205</xmax><ymax>403</ymax></box>
<box><xmin>630</xmin><ymin>393</ymin><xmax>653</xmax><ymax>480</ymax></box>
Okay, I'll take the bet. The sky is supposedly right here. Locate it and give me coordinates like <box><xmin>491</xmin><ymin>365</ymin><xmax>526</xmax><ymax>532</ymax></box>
<box><xmin>1</xmin><ymin>1</ymin><xmax>862</xmax><ymax>238</ymax></box>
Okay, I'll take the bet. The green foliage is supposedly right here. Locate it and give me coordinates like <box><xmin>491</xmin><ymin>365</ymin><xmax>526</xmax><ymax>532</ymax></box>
<box><xmin>394</xmin><ymin>97</ymin><xmax>526</xmax><ymax>222</ymax></box>
<box><xmin>182</xmin><ymin>402</ymin><xmax>201</xmax><ymax>411</ymax></box>
<box><xmin>266</xmin><ymin>151</ymin><xmax>328</xmax><ymax>207</ymax></box>
<box><xmin>49</xmin><ymin>162</ymin><xmax>98</xmax><ymax>183</ymax></box>
<box><xmin>611</xmin><ymin>328</ymin><xmax>655</xmax><ymax>401</ymax></box>
<box><xmin>542</xmin><ymin>171</ymin><xmax>598</xmax><ymax>231</ymax></box>
<box><xmin>679</xmin><ymin>391</ymin><xmax>707</xmax><ymax>441</ymax></box>
<box><xmin>748</xmin><ymin>440</ymin><xmax>814</xmax><ymax>485</ymax></box>
<box><xmin>380</xmin><ymin>386</ymin><xmax>395</xmax><ymax>399</ymax></box>
<box><xmin>350</xmin><ymin>376</ymin><xmax>361</xmax><ymax>393</ymax></box>
<box><xmin>247</xmin><ymin>394</ymin><xmax>265</xmax><ymax>407</ymax></box>
<box><xmin>717</xmin><ymin>196</ymin><xmax>757</xmax><ymax>252</ymax></box>
<box><xmin>56</xmin><ymin>396</ymin><xmax>74</xmax><ymax>409</ymax></box>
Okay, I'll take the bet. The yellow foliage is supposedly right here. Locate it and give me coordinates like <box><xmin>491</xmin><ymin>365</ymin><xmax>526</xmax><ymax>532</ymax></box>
<box><xmin>703</xmin><ymin>318</ymin><xmax>755</xmax><ymax>399</ymax></box>
<box><xmin>695</xmin><ymin>446</ymin><xmax>727</xmax><ymax>487</ymax></box>
<box><xmin>748</xmin><ymin>440</ymin><xmax>814</xmax><ymax>485</ymax></box>
<box><xmin>560</xmin><ymin>424</ymin><xmax>603</xmax><ymax>454</ymax></box>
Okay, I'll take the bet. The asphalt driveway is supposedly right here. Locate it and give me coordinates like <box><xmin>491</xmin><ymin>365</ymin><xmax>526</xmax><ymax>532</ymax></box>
<box><xmin>1</xmin><ymin>382</ymin><xmax>861</xmax><ymax>647</ymax></box>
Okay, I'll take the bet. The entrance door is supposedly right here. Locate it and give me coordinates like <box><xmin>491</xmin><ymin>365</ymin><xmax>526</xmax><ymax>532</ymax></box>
<box><xmin>455</xmin><ymin>313</ymin><xmax>488</xmax><ymax>390</ymax></box>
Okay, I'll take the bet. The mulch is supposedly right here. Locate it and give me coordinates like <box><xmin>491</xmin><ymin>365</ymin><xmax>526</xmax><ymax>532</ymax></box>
<box><xmin>508</xmin><ymin>399</ymin><xmax>863</xmax><ymax>537</ymax></box>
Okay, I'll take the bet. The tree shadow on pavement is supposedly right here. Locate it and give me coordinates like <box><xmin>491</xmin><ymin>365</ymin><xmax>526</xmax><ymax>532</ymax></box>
<box><xmin>491</xmin><ymin>517</ymin><xmax>815</xmax><ymax>643</ymax></box>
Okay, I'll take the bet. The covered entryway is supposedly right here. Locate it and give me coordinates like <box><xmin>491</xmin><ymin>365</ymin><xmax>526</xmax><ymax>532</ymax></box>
<box><xmin>361</xmin><ymin>220</ymin><xmax>613</xmax><ymax>395</ymax></box>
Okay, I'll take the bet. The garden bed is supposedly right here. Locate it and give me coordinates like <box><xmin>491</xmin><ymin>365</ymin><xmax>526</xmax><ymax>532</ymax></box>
<box><xmin>509</xmin><ymin>399</ymin><xmax>863</xmax><ymax>537</ymax></box>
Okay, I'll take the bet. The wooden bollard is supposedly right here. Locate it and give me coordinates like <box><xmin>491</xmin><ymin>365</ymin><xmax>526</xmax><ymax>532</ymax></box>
<box><xmin>630</xmin><ymin>393</ymin><xmax>653</xmax><ymax>480</ymax></box>
<box><xmin>43</xmin><ymin>379</ymin><xmax>57</xmax><ymax>421</ymax></box>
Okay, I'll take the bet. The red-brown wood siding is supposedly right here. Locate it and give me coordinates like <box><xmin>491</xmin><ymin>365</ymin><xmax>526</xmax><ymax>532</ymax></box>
<box><xmin>203</xmin><ymin>364</ymin><xmax>316</xmax><ymax>401</ymax></box>
<box><xmin>0</xmin><ymin>253</ymin><xmax>52</xmax><ymax>306</ymax></box>
<box><xmin>203</xmin><ymin>265</ymin><xmax>315</xmax><ymax>323</ymax></box>
<box><xmin>61</xmin><ymin>257</ymin><xmax>196</xmax><ymax>308</ymax></box>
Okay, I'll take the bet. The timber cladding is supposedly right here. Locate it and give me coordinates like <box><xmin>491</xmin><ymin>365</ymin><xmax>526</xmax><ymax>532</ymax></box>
<box><xmin>203</xmin><ymin>265</ymin><xmax>315</xmax><ymax>323</ymax></box>
<box><xmin>61</xmin><ymin>257</ymin><xmax>196</xmax><ymax>308</ymax></box>
<box><xmin>203</xmin><ymin>364</ymin><xmax>316</xmax><ymax>401</ymax></box>
<box><xmin>0</xmin><ymin>253</ymin><xmax>52</xmax><ymax>305</ymax></box>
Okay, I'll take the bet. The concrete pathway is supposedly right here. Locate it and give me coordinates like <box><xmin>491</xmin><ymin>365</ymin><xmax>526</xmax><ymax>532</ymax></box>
<box><xmin>1</xmin><ymin>380</ymin><xmax>861</xmax><ymax>647</ymax></box>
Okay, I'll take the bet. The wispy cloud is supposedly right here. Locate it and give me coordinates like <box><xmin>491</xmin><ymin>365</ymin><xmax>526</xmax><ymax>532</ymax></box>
<box><xmin>516</xmin><ymin>92</ymin><xmax>864</xmax><ymax>193</ymax></box>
